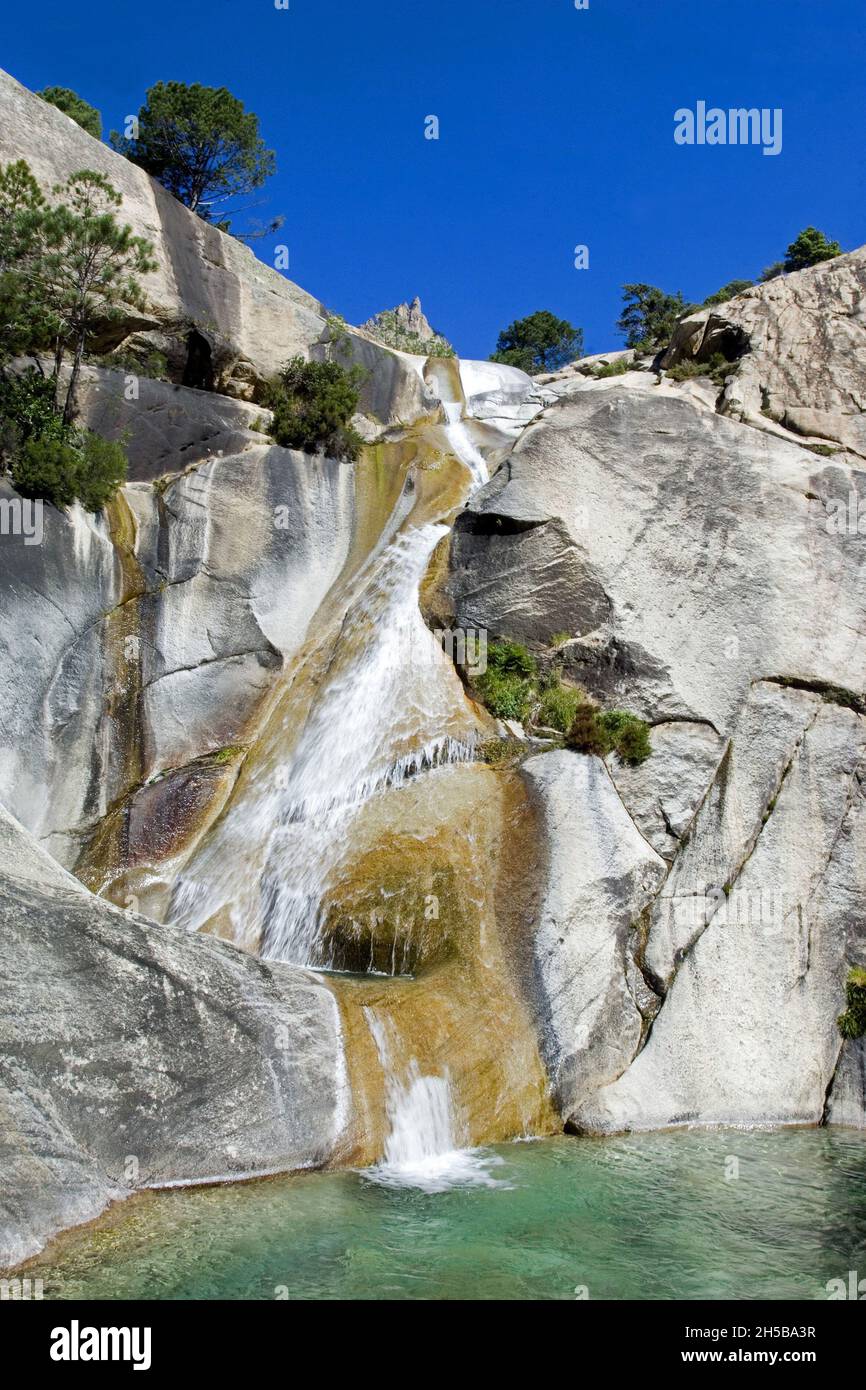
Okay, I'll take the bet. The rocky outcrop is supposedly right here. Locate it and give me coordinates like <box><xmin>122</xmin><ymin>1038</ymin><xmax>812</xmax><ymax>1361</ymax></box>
<box><xmin>664</xmin><ymin>247</ymin><xmax>866</xmax><ymax>459</ymax></box>
<box><xmin>361</xmin><ymin>296</ymin><xmax>453</xmax><ymax>357</ymax></box>
<box><xmin>0</xmin><ymin>66</ymin><xmax>428</xmax><ymax>424</ymax></box>
<box><xmin>574</xmin><ymin>697</ymin><xmax>866</xmax><ymax>1131</ymax></box>
<box><xmin>0</xmin><ymin>805</ymin><xmax>348</xmax><ymax>1269</ymax></box>
<box><xmin>62</xmin><ymin>364</ymin><xmax>268</xmax><ymax>482</ymax></box>
<box><xmin>449</xmin><ymin>379</ymin><xmax>866</xmax><ymax>732</ymax></box>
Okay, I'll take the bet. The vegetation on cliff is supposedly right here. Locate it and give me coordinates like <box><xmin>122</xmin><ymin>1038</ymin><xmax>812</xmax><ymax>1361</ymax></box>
<box><xmin>470</xmin><ymin>637</ymin><xmax>651</xmax><ymax>764</ymax></box>
<box><xmin>837</xmin><ymin>967</ymin><xmax>866</xmax><ymax>1040</ymax></box>
<box><xmin>259</xmin><ymin>356</ymin><xmax>365</xmax><ymax>462</ymax></box>
<box><xmin>111</xmin><ymin>82</ymin><xmax>279</xmax><ymax>238</ymax></box>
<box><xmin>0</xmin><ymin>159</ymin><xmax>151</xmax><ymax>507</ymax></box>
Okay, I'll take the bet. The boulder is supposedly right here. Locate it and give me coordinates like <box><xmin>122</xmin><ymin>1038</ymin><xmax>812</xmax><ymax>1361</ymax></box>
<box><xmin>0</xmin><ymin>805</ymin><xmax>347</xmax><ymax>1268</ymax></box>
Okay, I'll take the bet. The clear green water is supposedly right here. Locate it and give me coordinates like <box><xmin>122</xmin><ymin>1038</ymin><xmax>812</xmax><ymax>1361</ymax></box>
<box><xmin>30</xmin><ymin>1129</ymin><xmax>866</xmax><ymax>1301</ymax></box>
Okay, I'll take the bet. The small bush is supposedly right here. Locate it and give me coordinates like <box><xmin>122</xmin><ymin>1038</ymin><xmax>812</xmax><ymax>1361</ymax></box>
<box><xmin>73</xmin><ymin>431</ymin><xmax>128</xmax><ymax>511</ymax></box>
<box><xmin>10</xmin><ymin>428</ymin><xmax>127</xmax><ymax>512</ymax></box>
<box><xmin>566</xmin><ymin>704</ymin><xmax>652</xmax><ymax>764</ymax></box>
<box><xmin>666</xmin><ymin>352</ymin><xmax>733</xmax><ymax>386</ymax></box>
<box><xmin>261</xmin><ymin>356</ymin><xmax>365</xmax><ymax>462</ymax></box>
<box><xmin>11</xmin><ymin>435</ymin><xmax>81</xmax><ymax>508</ymax></box>
<box><xmin>38</xmin><ymin>86</ymin><xmax>102</xmax><ymax>139</ymax></box>
<box><xmin>594</xmin><ymin>358</ymin><xmax>630</xmax><ymax>379</ymax></box>
<box><xmin>487</xmin><ymin>639</ymin><xmax>537</xmax><ymax>678</ymax></box>
<box><xmin>474</xmin><ymin>667</ymin><xmax>534</xmax><ymax>721</ymax></box>
<box><xmin>599</xmin><ymin>709</ymin><xmax>652</xmax><ymax>765</ymax></box>
<box><xmin>537</xmin><ymin>679</ymin><xmax>583</xmax><ymax>733</ymax></box>
<box><xmin>566</xmin><ymin>703</ymin><xmax>613</xmax><ymax>757</ymax></box>
<box><xmin>0</xmin><ymin>371</ymin><xmax>64</xmax><ymax>452</ymax></box>
<box><xmin>837</xmin><ymin>966</ymin><xmax>866</xmax><ymax>1040</ymax></box>
<box><xmin>472</xmin><ymin>639</ymin><xmax>538</xmax><ymax>721</ymax></box>
<box><xmin>476</xmin><ymin>737</ymin><xmax>518</xmax><ymax>766</ymax></box>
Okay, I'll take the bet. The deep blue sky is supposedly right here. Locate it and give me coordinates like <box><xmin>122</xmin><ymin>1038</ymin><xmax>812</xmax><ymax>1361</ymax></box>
<box><xmin>2</xmin><ymin>0</ymin><xmax>863</xmax><ymax>358</ymax></box>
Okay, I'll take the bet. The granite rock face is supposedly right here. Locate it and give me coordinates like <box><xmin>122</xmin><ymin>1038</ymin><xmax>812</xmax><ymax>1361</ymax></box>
<box><xmin>521</xmin><ymin>751</ymin><xmax>666</xmax><ymax>1116</ymax></box>
<box><xmin>447</xmin><ymin>266</ymin><xmax>866</xmax><ymax>1130</ymax></box>
<box><xmin>664</xmin><ymin>246</ymin><xmax>866</xmax><ymax>459</ymax></box>
<box><xmin>0</xmin><ymin>806</ymin><xmax>348</xmax><ymax>1269</ymax></box>
<box><xmin>0</xmin><ymin>443</ymin><xmax>355</xmax><ymax>867</ymax></box>
<box><xmin>449</xmin><ymin>380</ymin><xmax>866</xmax><ymax>733</ymax></box>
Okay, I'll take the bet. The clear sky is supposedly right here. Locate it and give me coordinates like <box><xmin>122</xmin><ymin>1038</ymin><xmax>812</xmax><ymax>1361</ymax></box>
<box><xmin>1</xmin><ymin>0</ymin><xmax>863</xmax><ymax>359</ymax></box>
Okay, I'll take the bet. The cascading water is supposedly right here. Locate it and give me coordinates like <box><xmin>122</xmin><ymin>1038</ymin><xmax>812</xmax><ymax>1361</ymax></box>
<box><xmin>364</xmin><ymin>1010</ymin><xmax>505</xmax><ymax>1191</ymax></box>
<box><xmin>257</xmin><ymin>518</ymin><xmax>478</xmax><ymax>964</ymax></box>
<box><xmin>92</xmin><ymin>354</ymin><xmax>559</xmax><ymax>1174</ymax></box>
<box><xmin>166</xmin><ymin>371</ymin><xmax>492</xmax><ymax>969</ymax></box>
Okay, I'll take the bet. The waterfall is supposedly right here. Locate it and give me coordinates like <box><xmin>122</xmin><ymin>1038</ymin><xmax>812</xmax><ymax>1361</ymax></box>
<box><xmin>364</xmin><ymin>1011</ymin><xmax>505</xmax><ymax>1191</ymax></box>
<box><xmin>167</xmin><ymin>361</ymin><xmax>502</xmax><ymax>969</ymax></box>
<box><xmin>257</xmin><ymin>519</ymin><xmax>477</xmax><ymax>964</ymax></box>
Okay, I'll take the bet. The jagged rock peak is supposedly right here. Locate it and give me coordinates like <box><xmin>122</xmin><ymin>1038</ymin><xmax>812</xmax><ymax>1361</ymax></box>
<box><xmin>361</xmin><ymin>296</ymin><xmax>454</xmax><ymax>356</ymax></box>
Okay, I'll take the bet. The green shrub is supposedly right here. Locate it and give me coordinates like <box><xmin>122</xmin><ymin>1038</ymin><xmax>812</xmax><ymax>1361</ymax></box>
<box><xmin>38</xmin><ymin>86</ymin><xmax>102</xmax><ymax>139</ymax></box>
<box><xmin>10</xmin><ymin>435</ymin><xmax>81</xmax><ymax>508</ymax></box>
<box><xmin>703</xmin><ymin>279</ymin><xmax>753</xmax><ymax>306</ymax></box>
<box><xmin>566</xmin><ymin>703</ymin><xmax>613</xmax><ymax>757</ymax></box>
<box><xmin>537</xmin><ymin>679</ymin><xmax>583</xmax><ymax>733</ymax></box>
<box><xmin>599</xmin><ymin>710</ymin><xmax>652</xmax><ymax>765</ymax></box>
<box><xmin>10</xmin><ymin>428</ymin><xmax>127</xmax><ymax>512</ymax></box>
<box><xmin>72</xmin><ymin>431</ymin><xmax>127</xmax><ymax>511</ymax></box>
<box><xmin>784</xmin><ymin>227</ymin><xmax>842</xmax><ymax>273</ymax></box>
<box><xmin>1</xmin><ymin>372</ymin><xmax>127</xmax><ymax>509</ymax></box>
<box><xmin>594</xmin><ymin>358</ymin><xmax>630</xmax><ymax>378</ymax></box>
<box><xmin>666</xmin><ymin>352</ymin><xmax>733</xmax><ymax>385</ymax></box>
<box><xmin>476</xmin><ymin>737</ymin><xmax>519</xmax><ymax>766</ymax></box>
<box><xmin>261</xmin><ymin>356</ymin><xmax>365</xmax><ymax>462</ymax></box>
<box><xmin>837</xmin><ymin>967</ymin><xmax>866</xmax><ymax>1040</ymax></box>
<box><xmin>566</xmin><ymin>705</ymin><xmax>652</xmax><ymax>764</ymax></box>
<box><xmin>0</xmin><ymin>371</ymin><xmax>65</xmax><ymax>453</ymax></box>
<box><xmin>474</xmin><ymin>667</ymin><xmax>534</xmax><ymax>721</ymax></box>
<box><xmin>486</xmin><ymin>639</ymin><xmax>537</xmax><ymax>678</ymax></box>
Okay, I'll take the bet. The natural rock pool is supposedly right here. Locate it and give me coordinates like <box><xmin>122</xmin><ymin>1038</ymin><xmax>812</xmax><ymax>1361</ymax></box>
<box><xmin>28</xmin><ymin>1128</ymin><xmax>866</xmax><ymax>1301</ymax></box>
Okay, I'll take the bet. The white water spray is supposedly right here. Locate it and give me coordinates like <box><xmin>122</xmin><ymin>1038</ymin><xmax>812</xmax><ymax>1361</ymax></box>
<box><xmin>363</xmin><ymin>1011</ymin><xmax>505</xmax><ymax>1191</ymax></box>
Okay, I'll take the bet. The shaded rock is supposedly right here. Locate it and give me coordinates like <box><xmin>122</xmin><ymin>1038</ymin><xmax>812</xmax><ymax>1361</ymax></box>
<box><xmin>0</xmin><ymin>806</ymin><xmax>348</xmax><ymax>1269</ymax></box>
<box><xmin>68</xmin><ymin>365</ymin><xmax>268</xmax><ymax>481</ymax></box>
<box><xmin>826</xmin><ymin>1041</ymin><xmax>866</xmax><ymax>1128</ymax></box>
